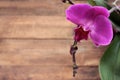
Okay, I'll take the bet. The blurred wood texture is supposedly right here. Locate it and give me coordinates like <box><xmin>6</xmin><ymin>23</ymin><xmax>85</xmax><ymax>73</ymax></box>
<box><xmin>0</xmin><ymin>0</ymin><xmax>116</xmax><ymax>80</ymax></box>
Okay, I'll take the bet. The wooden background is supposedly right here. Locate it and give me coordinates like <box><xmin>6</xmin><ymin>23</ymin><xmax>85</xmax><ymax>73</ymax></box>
<box><xmin>0</xmin><ymin>0</ymin><xmax>114</xmax><ymax>80</ymax></box>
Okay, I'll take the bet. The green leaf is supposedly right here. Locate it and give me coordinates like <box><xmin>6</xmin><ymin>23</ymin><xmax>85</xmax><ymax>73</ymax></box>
<box><xmin>88</xmin><ymin>0</ymin><xmax>96</xmax><ymax>6</ymax></box>
<box><xmin>94</xmin><ymin>0</ymin><xmax>111</xmax><ymax>9</ymax></box>
<box><xmin>99</xmin><ymin>34</ymin><xmax>120</xmax><ymax>80</ymax></box>
<box><xmin>88</xmin><ymin>0</ymin><xmax>120</xmax><ymax>31</ymax></box>
<box><xmin>88</xmin><ymin>0</ymin><xmax>111</xmax><ymax>8</ymax></box>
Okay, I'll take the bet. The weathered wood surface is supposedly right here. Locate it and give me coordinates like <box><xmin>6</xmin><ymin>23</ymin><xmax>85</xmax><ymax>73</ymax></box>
<box><xmin>0</xmin><ymin>0</ymin><xmax>109</xmax><ymax>80</ymax></box>
<box><xmin>0</xmin><ymin>66</ymin><xmax>99</xmax><ymax>80</ymax></box>
<box><xmin>0</xmin><ymin>0</ymin><xmax>87</xmax><ymax>16</ymax></box>
<box><xmin>0</xmin><ymin>39</ymin><xmax>105</xmax><ymax>66</ymax></box>
<box><xmin>0</xmin><ymin>16</ymin><xmax>74</xmax><ymax>39</ymax></box>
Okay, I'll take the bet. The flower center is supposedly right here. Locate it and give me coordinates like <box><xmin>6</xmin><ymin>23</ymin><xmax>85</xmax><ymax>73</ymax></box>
<box><xmin>74</xmin><ymin>26</ymin><xmax>89</xmax><ymax>42</ymax></box>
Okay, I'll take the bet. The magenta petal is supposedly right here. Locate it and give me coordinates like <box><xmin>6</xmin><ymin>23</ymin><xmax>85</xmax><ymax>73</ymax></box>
<box><xmin>84</xmin><ymin>6</ymin><xmax>109</xmax><ymax>23</ymax></box>
<box><xmin>92</xmin><ymin>6</ymin><xmax>109</xmax><ymax>17</ymax></box>
<box><xmin>92</xmin><ymin>6</ymin><xmax>110</xmax><ymax>17</ymax></box>
<box><xmin>81</xmin><ymin>6</ymin><xmax>110</xmax><ymax>31</ymax></box>
<box><xmin>89</xmin><ymin>15</ymin><xmax>113</xmax><ymax>46</ymax></box>
<box><xmin>66</xmin><ymin>4</ymin><xmax>92</xmax><ymax>25</ymax></box>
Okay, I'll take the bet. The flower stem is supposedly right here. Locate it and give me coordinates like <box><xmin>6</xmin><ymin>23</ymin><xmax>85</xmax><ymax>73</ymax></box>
<box><xmin>109</xmin><ymin>7</ymin><xmax>118</xmax><ymax>13</ymax></box>
<box><xmin>62</xmin><ymin>0</ymin><xmax>74</xmax><ymax>5</ymax></box>
<box><xmin>109</xmin><ymin>0</ymin><xmax>120</xmax><ymax>13</ymax></box>
<box><xmin>70</xmin><ymin>41</ymin><xmax>78</xmax><ymax>77</ymax></box>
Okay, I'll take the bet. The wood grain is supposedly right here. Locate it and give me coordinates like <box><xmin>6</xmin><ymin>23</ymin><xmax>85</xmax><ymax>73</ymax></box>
<box><xmin>0</xmin><ymin>66</ymin><xmax>100</xmax><ymax>80</ymax></box>
<box><xmin>0</xmin><ymin>39</ymin><xmax>105</xmax><ymax>66</ymax></box>
<box><xmin>0</xmin><ymin>16</ymin><xmax>73</xmax><ymax>39</ymax></box>
<box><xmin>0</xmin><ymin>0</ymin><xmax>87</xmax><ymax>16</ymax></box>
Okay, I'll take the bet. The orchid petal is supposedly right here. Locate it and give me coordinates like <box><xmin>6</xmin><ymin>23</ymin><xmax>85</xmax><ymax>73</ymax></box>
<box><xmin>82</xmin><ymin>6</ymin><xmax>109</xmax><ymax>31</ymax></box>
<box><xmin>85</xmin><ymin>6</ymin><xmax>109</xmax><ymax>20</ymax></box>
<box><xmin>66</xmin><ymin>4</ymin><xmax>92</xmax><ymax>25</ymax></box>
<box><xmin>92</xmin><ymin>6</ymin><xmax>109</xmax><ymax>17</ymax></box>
<box><xmin>90</xmin><ymin>15</ymin><xmax>113</xmax><ymax>46</ymax></box>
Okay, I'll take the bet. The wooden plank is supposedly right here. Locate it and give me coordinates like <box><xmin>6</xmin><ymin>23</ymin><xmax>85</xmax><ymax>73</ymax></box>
<box><xmin>0</xmin><ymin>65</ymin><xmax>100</xmax><ymax>80</ymax></box>
<box><xmin>0</xmin><ymin>0</ymin><xmax>87</xmax><ymax>16</ymax></box>
<box><xmin>0</xmin><ymin>16</ymin><xmax>73</xmax><ymax>39</ymax></box>
<box><xmin>0</xmin><ymin>39</ymin><xmax>105</xmax><ymax>66</ymax></box>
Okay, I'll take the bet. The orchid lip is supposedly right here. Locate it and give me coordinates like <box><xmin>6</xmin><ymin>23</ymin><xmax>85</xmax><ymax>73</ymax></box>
<box><xmin>74</xmin><ymin>26</ymin><xmax>89</xmax><ymax>42</ymax></box>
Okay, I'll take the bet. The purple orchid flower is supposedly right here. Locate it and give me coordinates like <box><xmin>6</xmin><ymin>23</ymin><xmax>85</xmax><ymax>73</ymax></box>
<box><xmin>66</xmin><ymin>4</ymin><xmax>113</xmax><ymax>46</ymax></box>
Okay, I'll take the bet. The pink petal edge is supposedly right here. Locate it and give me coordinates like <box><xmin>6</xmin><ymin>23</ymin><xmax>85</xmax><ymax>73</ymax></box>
<box><xmin>90</xmin><ymin>15</ymin><xmax>113</xmax><ymax>46</ymax></box>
